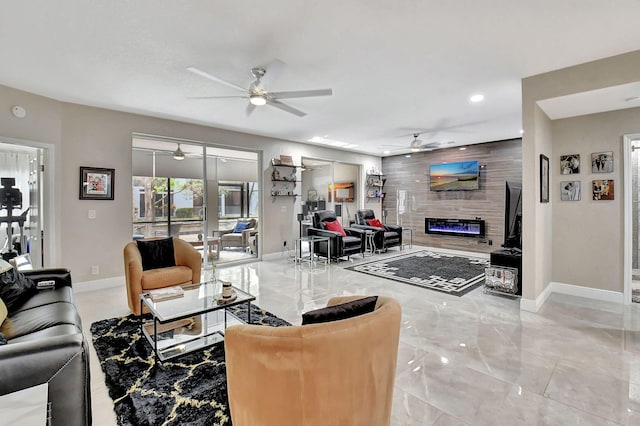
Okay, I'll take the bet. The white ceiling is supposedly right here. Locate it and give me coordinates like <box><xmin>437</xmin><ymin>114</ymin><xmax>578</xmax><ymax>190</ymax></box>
<box><xmin>2</xmin><ymin>1</ymin><xmax>640</xmax><ymax>156</ymax></box>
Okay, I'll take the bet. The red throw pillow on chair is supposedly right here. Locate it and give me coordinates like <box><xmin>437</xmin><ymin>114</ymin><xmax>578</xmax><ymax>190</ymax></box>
<box><xmin>367</xmin><ymin>219</ymin><xmax>385</xmax><ymax>229</ymax></box>
<box><xmin>324</xmin><ymin>220</ymin><xmax>347</xmax><ymax>236</ymax></box>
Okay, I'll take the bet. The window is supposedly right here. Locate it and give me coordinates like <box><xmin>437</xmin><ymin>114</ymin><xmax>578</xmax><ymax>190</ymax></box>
<box><xmin>132</xmin><ymin>176</ymin><xmax>204</xmax><ymax>238</ymax></box>
<box><xmin>218</xmin><ymin>182</ymin><xmax>259</xmax><ymax>219</ymax></box>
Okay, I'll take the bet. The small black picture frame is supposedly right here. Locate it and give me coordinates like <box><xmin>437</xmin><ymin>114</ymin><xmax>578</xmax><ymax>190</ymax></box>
<box><xmin>79</xmin><ymin>167</ymin><xmax>114</xmax><ymax>200</ymax></box>
<box><xmin>540</xmin><ymin>154</ymin><xmax>549</xmax><ymax>203</ymax></box>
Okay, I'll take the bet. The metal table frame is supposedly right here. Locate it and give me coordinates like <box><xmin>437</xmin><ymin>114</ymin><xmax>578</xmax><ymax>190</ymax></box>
<box><xmin>140</xmin><ymin>282</ymin><xmax>255</xmax><ymax>361</ymax></box>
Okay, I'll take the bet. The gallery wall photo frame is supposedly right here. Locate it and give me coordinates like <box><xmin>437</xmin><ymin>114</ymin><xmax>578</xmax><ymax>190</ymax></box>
<box><xmin>592</xmin><ymin>179</ymin><xmax>614</xmax><ymax>201</ymax></box>
<box><xmin>540</xmin><ymin>154</ymin><xmax>549</xmax><ymax>203</ymax></box>
<box><xmin>560</xmin><ymin>154</ymin><xmax>580</xmax><ymax>175</ymax></box>
<box><xmin>560</xmin><ymin>181</ymin><xmax>581</xmax><ymax>201</ymax></box>
<box><xmin>591</xmin><ymin>151</ymin><xmax>613</xmax><ymax>173</ymax></box>
<box><xmin>79</xmin><ymin>167</ymin><xmax>114</xmax><ymax>200</ymax></box>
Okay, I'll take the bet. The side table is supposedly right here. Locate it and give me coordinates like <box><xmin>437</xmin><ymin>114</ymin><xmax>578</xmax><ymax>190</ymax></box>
<box><xmin>363</xmin><ymin>230</ymin><xmax>376</xmax><ymax>256</ymax></box>
<box><xmin>295</xmin><ymin>235</ymin><xmax>331</xmax><ymax>267</ymax></box>
<box><xmin>402</xmin><ymin>227</ymin><xmax>413</xmax><ymax>249</ymax></box>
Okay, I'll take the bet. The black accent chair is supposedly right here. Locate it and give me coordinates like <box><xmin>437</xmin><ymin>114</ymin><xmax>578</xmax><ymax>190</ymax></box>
<box><xmin>307</xmin><ymin>210</ymin><xmax>365</xmax><ymax>261</ymax></box>
<box><xmin>352</xmin><ymin>209</ymin><xmax>403</xmax><ymax>252</ymax></box>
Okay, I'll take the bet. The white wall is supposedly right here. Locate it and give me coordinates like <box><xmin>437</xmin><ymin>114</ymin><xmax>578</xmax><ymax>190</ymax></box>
<box><xmin>0</xmin><ymin>84</ymin><xmax>381</xmax><ymax>283</ymax></box>
<box><xmin>551</xmin><ymin>108</ymin><xmax>640</xmax><ymax>292</ymax></box>
<box><xmin>522</xmin><ymin>49</ymin><xmax>640</xmax><ymax>306</ymax></box>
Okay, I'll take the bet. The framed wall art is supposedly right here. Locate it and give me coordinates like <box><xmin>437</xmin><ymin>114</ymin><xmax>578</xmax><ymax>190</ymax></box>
<box><xmin>592</xmin><ymin>179</ymin><xmax>614</xmax><ymax>201</ymax></box>
<box><xmin>591</xmin><ymin>151</ymin><xmax>613</xmax><ymax>173</ymax></box>
<box><xmin>79</xmin><ymin>166</ymin><xmax>114</xmax><ymax>200</ymax></box>
<box><xmin>540</xmin><ymin>154</ymin><xmax>549</xmax><ymax>203</ymax></box>
<box><xmin>328</xmin><ymin>182</ymin><xmax>355</xmax><ymax>202</ymax></box>
<box><xmin>560</xmin><ymin>181</ymin><xmax>581</xmax><ymax>201</ymax></box>
<box><xmin>560</xmin><ymin>154</ymin><xmax>580</xmax><ymax>175</ymax></box>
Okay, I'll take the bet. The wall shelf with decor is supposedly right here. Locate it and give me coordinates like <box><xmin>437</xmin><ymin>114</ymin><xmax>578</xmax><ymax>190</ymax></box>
<box><xmin>271</xmin><ymin>158</ymin><xmax>299</xmax><ymax>197</ymax></box>
<box><xmin>366</xmin><ymin>173</ymin><xmax>385</xmax><ymax>201</ymax></box>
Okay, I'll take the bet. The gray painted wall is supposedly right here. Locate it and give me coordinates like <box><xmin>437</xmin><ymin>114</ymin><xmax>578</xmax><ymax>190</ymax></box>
<box><xmin>0</xmin><ymin>84</ymin><xmax>381</xmax><ymax>283</ymax></box>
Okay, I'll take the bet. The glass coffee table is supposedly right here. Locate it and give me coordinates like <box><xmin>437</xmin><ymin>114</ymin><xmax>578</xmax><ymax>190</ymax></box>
<box><xmin>140</xmin><ymin>281</ymin><xmax>255</xmax><ymax>361</ymax></box>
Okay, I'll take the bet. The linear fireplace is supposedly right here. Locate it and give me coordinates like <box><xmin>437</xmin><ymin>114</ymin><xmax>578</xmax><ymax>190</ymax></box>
<box><xmin>425</xmin><ymin>218</ymin><xmax>485</xmax><ymax>238</ymax></box>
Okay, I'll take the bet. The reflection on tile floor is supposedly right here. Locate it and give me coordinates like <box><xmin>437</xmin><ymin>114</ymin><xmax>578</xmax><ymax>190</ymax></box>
<box><xmin>75</xmin><ymin>246</ymin><xmax>640</xmax><ymax>425</ymax></box>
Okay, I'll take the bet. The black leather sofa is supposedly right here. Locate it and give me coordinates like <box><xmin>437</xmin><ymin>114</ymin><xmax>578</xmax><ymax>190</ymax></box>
<box><xmin>0</xmin><ymin>268</ymin><xmax>92</xmax><ymax>426</ymax></box>
<box><xmin>308</xmin><ymin>210</ymin><xmax>365</xmax><ymax>261</ymax></box>
<box><xmin>352</xmin><ymin>209</ymin><xmax>403</xmax><ymax>251</ymax></box>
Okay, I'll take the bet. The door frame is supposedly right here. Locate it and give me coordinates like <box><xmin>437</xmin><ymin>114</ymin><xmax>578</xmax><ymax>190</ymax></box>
<box><xmin>623</xmin><ymin>133</ymin><xmax>640</xmax><ymax>305</ymax></box>
<box><xmin>132</xmin><ymin>133</ymin><xmax>262</xmax><ymax>266</ymax></box>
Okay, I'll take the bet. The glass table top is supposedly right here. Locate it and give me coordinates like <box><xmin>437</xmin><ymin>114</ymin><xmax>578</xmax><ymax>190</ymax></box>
<box><xmin>141</xmin><ymin>281</ymin><xmax>255</xmax><ymax>323</ymax></box>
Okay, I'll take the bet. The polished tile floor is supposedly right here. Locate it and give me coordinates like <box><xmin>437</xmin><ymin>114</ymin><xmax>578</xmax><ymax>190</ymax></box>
<box><xmin>75</xmin><ymin>246</ymin><xmax>640</xmax><ymax>425</ymax></box>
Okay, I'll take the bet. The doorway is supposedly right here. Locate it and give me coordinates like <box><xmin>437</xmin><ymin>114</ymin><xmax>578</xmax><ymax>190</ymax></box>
<box><xmin>623</xmin><ymin>133</ymin><xmax>640</xmax><ymax>304</ymax></box>
<box><xmin>301</xmin><ymin>158</ymin><xmax>360</xmax><ymax>225</ymax></box>
<box><xmin>0</xmin><ymin>141</ymin><xmax>46</xmax><ymax>269</ymax></box>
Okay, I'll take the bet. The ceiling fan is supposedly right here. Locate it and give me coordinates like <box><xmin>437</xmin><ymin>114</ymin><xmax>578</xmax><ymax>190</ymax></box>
<box><xmin>383</xmin><ymin>133</ymin><xmax>451</xmax><ymax>153</ymax></box>
<box><xmin>187</xmin><ymin>64</ymin><xmax>332</xmax><ymax>117</ymax></box>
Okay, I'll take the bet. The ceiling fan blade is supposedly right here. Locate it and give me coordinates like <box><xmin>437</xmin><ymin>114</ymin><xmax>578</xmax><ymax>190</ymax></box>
<box><xmin>246</xmin><ymin>103</ymin><xmax>256</xmax><ymax>117</ymax></box>
<box><xmin>267</xmin><ymin>99</ymin><xmax>307</xmax><ymax>117</ymax></box>
<box><xmin>187</xmin><ymin>95</ymin><xmax>245</xmax><ymax>99</ymax></box>
<box><xmin>186</xmin><ymin>67</ymin><xmax>247</xmax><ymax>93</ymax></box>
<box><xmin>269</xmin><ymin>89</ymin><xmax>333</xmax><ymax>100</ymax></box>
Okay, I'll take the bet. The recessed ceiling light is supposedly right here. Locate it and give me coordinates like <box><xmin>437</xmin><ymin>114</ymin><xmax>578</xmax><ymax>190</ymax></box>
<box><xmin>308</xmin><ymin>136</ymin><xmax>358</xmax><ymax>149</ymax></box>
<box><xmin>383</xmin><ymin>150</ymin><xmax>390</xmax><ymax>154</ymax></box>
<box><xmin>470</xmin><ymin>94</ymin><xmax>484</xmax><ymax>103</ymax></box>
<box><xmin>405</xmin><ymin>154</ymin><xmax>412</xmax><ymax>158</ymax></box>
<box><xmin>459</xmin><ymin>147</ymin><xmax>466</xmax><ymax>151</ymax></box>
<box><xmin>520</xmin><ymin>129</ymin><xmax>524</xmax><ymax>134</ymax></box>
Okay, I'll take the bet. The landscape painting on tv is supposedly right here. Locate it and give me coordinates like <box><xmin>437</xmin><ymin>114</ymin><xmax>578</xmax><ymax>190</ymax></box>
<box><xmin>429</xmin><ymin>160</ymin><xmax>479</xmax><ymax>191</ymax></box>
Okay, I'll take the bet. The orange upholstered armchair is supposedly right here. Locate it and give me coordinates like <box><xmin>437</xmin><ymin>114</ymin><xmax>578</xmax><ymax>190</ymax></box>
<box><xmin>124</xmin><ymin>237</ymin><xmax>201</xmax><ymax>315</ymax></box>
<box><xmin>224</xmin><ymin>296</ymin><xmax>402</xmax><ymax>426</ymax></box>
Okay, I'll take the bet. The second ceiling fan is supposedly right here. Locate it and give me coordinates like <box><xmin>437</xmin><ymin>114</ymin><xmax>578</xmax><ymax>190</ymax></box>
<box><xmin>187</xmin><ymin>64</ymin><xmax>332</xmax><ymax>117</ymax></box>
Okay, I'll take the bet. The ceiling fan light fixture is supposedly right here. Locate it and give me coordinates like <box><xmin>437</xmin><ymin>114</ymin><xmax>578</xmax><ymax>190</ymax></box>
<box><xmin>249</xmin><ymin>94</ymin><xmax>267</xmax><ymax>106</ymax></box>
<box><xmin>173</xmin><ymin>144</ymin><xmax>185</xmax><ymax>161</ymax></box>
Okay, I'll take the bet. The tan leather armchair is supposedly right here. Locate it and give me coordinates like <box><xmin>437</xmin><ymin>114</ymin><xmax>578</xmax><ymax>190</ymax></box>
<box><xmin>225</xmin><ymin>296</ymin><xmax>402</xmax><ymax>426</ymax></box>
<box><xmin>124</xmin><ymin>237</ymin><xmax>201</xmax><ymax>315</ymax></box>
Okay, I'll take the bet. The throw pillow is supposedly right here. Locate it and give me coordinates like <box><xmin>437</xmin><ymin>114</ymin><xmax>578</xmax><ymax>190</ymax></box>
<box><xmin>302</xmin><ymin>296</ymin><xmax>378</xmax><ymax>325</ymax></box>
<box><xmin>0</xmin><ymin>259</ymin><xmax>37</xmax><ymax>314</ymax></box>
<box><xmin>367</xmin><ymin>219</ymin><xmax>385</xmax><ymax>229</ymax></box>
<box><xmin>324</xmin><ymin>220</ymin><xmax>346</xmax><ymax>237</ymax></box>
<box><xmin>0</xmin><ymin>333</ymin><xmax>6</xmax><ymax>345</ymax></box>
<box><xmin>233</xmin><ymin>221</ymin><xmax>250</xmax><ymax>233</ymax></box>
<box><xmin>136</xmin><ymin>238</ymin><xmax>176</xmax><ymax>271</ymax></box>
<box><xmin>0</xmin><ymin>297</ymin><xmax>7</xmax><ymax>326</ymax></box>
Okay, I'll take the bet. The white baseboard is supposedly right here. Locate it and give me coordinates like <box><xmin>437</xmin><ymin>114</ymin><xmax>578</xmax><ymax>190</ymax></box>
<box><xmin>549</xmin><ymin>281</ymin><xmax>623</xmax><ymax>304</ymax></box>
<box><xmin>520</xmin><ymin>281</ymin><xmax>623</xmax><ymax>312</ymax></box>
<box><xmin>74</xmin><ymin>275</ymin><xmax>124</xmax><ymax>293</ymax></box>
<box><xmin>520</xmin><ymin>283</ymin><xmax>553</xmax><ymax>312</ymax></box>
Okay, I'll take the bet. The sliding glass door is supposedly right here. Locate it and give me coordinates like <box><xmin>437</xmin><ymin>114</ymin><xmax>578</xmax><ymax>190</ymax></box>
<box><xmin>132</xmin><ymin>136</ymin><xmax>259</xmax><ymax>269</ymax></box>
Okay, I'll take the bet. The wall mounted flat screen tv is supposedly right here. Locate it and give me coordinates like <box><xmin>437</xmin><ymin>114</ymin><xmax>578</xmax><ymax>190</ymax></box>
<box><xmin>429</xmin><ymin>160</ymin><xmax>479</xmax><ymax>191</ymax></box>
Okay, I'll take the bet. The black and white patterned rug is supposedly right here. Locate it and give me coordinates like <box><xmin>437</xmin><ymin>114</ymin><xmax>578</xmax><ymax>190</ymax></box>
<box><xmin>345</xmin><ymin>250</ymin><xmax>490</xmax><ymax>297</ymax></box>
<box><xmin>90</xmin><ymin>304</ymin><xmax>290</xmax><ymax>426</ymax></box>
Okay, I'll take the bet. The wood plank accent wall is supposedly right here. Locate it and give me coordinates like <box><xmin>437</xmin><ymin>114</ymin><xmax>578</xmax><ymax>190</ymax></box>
<box><xmin>381</xmin><ymin>138</ymin><xmax>522</xmax><ymax>254</ymax></box>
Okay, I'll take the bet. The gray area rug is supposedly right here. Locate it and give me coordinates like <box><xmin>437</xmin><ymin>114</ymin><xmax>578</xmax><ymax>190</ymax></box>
<box><xmin>345</xmin><ymin>250</ymin><xmax>490</xmax><ymax>297</ymax></box>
